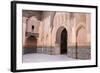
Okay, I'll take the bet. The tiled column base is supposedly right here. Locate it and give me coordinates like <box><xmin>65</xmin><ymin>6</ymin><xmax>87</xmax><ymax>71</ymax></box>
<box><xmin>52</xmin><ymin>47</ymin><xmax>60</xmax><ymax>55</ymax></box>
<box><xmin>67</xmin><ymin>48</ymin><xmax>76</xmax><ymax>58</ymax></box>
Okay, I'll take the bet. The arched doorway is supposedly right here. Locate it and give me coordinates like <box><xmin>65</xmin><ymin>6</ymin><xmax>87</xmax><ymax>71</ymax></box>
<box><xmin>60</xmin><ymin>29</ymin><xmax>67</xmax><ymax>54</ymax></box>
<box><xmin>24</xmin><ymin>35</ymin><xmax>37</xmax><ymax>54</ymax></box>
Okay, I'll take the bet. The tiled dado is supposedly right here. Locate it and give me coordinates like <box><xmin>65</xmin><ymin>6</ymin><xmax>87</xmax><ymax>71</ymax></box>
<box><xmin>67</xmin><ymin>48</ymin><xmax>91</xmax><ymax>59</ymax></box>
<box><xmin>24</xmin><ymin>46</ymin><xmax>91</xmax><ymax>59</ymax></box>
<box><xmin>37</xmin><ymin>47</ymin><xmax>60</xmax><ymax>55</ymax></box>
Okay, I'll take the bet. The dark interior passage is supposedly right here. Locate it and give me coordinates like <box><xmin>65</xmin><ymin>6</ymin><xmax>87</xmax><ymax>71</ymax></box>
<box><xmin>60</xmin><ymin>29</ymin><xmax>67</xmax><ymax>54</ymax></box>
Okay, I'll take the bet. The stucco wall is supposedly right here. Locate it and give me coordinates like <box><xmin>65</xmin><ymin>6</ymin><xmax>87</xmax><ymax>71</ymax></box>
<box><xmin>22</xmin><ymin>11</ymin><xmax>91</xmax><ymax>59</ymax></box>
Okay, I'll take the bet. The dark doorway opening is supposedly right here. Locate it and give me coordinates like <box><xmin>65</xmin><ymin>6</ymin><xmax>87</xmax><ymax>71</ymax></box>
<box><xmin>32</xmin><ymin>25</ymin><xmax>34</xmax><ymax>31</ymax></box>
<box><xmin>24</xmin><ymin>35</ymin><xmax>37</xmax><ymax>54</ymax></box>
<box><xmin>60</xmin><ymin>29</ymin><xmax>67</xmax><ymax>54</ymax></box>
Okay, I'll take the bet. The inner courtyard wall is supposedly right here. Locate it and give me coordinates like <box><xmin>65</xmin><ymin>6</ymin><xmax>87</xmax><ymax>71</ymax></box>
<box><xmin>22</xmin><ymin>11</ymin><xmax>91</xmax><ymax>59</ymax></box>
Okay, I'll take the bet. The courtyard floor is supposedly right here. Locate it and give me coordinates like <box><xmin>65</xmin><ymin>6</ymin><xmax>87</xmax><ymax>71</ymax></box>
<box><xmin>23</xmin><ymin>53</ymin><xmax>75</xmax><ymax>63</ymax></box>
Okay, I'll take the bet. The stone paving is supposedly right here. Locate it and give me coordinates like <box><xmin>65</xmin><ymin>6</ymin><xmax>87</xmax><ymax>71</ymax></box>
<box><xmin>23</xmin><ymin>53</ymin><xmax>75</xmax><ymax>63</ymax></box>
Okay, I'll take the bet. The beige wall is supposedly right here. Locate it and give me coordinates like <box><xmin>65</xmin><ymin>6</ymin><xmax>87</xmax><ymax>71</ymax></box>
<box><xmin>22</xmin><ymin>11</ymin><xmax>91</xmax><ymax>56</ymax></box>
